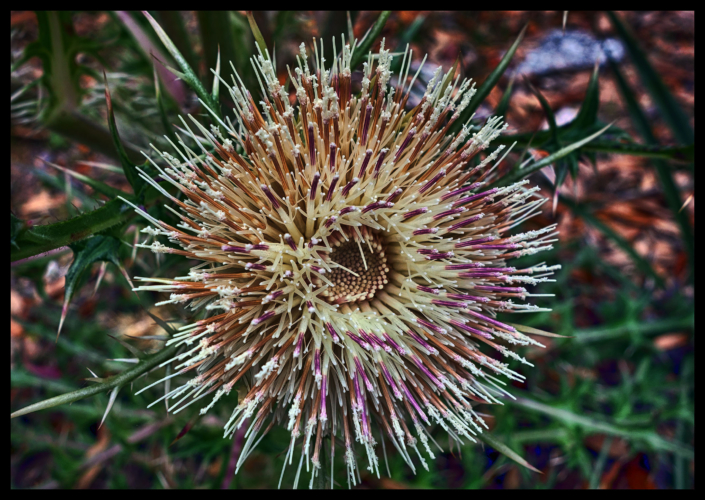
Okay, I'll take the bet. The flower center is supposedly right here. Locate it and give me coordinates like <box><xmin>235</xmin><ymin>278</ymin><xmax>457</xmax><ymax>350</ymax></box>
<box><xmin>320</xmin><ymin>228</ymin><xmax>390</xmax><ymax>304</ymax></box>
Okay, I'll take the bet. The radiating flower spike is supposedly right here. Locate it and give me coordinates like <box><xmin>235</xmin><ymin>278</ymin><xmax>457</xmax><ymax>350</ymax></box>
<box><xmin>127</xmin><ymin>32</ymin><xmax>559</xmax><ymax>488</ymax></box>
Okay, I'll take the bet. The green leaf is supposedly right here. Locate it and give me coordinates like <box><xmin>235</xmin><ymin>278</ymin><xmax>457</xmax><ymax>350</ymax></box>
<box><xmin>494</xmin><ymin>75</ymin><xmax>515</xmax><ymax>118</ymax></box>
<box><xmin>504</xmin><ymin>322</ymin><xmax>573</xmax><ymax>339</ymax></box>
<box><xmin>107</xmin><ymin>334</ymin><xmax>147</xmax><ymax>359</ymax></box>
<box><xmin>156</xmin><ymin>11</ymin><xmax>199</xmax><ymax>73</ymax></box>
<box><xmin>10</xmin><ymin>343</ymin><xmax>178</xmax><ymax>419</ymax></box>
<box><xmin>246</xmin><ymin>11</ymin><xmax>269</xmax><ymax>61</ymax></box>
<box><xmin>607</xmin><ymin>11</ymin><xmax>693</xmax><ymax>145</ymax></box>
<box><xmin>571</xmin><ymin>63</ymin><xmax>600</xmax><ymax>131</ymax></box>
<box><xmin>579</xmin><ymin>140</ymin><xmax>693</xmax><ymax>163</ymax></box>
<box><xmin>104</xmin><ymin>72</ymin><xmax>146</xmax><ymax>196</ymax></box>
<box><xmin>477</xmin><ymin>432</ymin><xmax>541</xmax><ymax>473</ymax></box>
<box><xmin>450</xmin><ymin>24</ymin><xmax>527</xmax><ymax>134</ymax></box>
<box><xmin>197</xmin><ymin>11</ymin><xmax>239</xmax><ymax>96</ymax></box>
<box><xmin>154</xmin><ymin>64</ymin><xmax>180</xmax><ymax>147</ymax></box>
<box><xmin>490</xmin><ymin>123</ymin><xmax>612</xmax><ymax>188</ymax></box>
<box><xmin>143</xmin><ymin>11</ymin><xmax>221</xmax><ymax>120</ymax></box>
<box><xmin>349</xmin><ymin>11</ymin><xmax>392</xmax><ymax>70</ymax></box>
<box><xmin>11</xmin><ymin>198</ymin><xmax>133</xmax><ymax>262</ymax></box>
<box><xmin>526</xmin><ymin>78</ymin><xmax>559</xmax><ymax>147</ymax></box>
<box><xmin>212</xmin><ymin>47</ymin><xmax>221</xmax><ymax>102</ymax></box>
<box><xmin>573</xmin><ymin>312</ymin><xmax>693</xmax><ymax>344</ymax></box>
<box><xmin>11</xmin><ymin>213</ymin><xmax>28</xmax><ymax>249</ymax></box>
<box><xmin>43</xmin><ymin>160</ymin><xmax>130</xmax><ymax>200</ymax></box>
<box><xmin>45</xmin><ymin>109</ymin><xmax>144</xmax><ymax>164</ymax></box>
<box><xmin>390</xmin><ymin>14</ymin><xmax>427</xmax><ymax>73</ymax></box>
<box><xmin>35</xmin><ymin>11</ymin><xmax>80</xmax><ymax>117</ymax></box>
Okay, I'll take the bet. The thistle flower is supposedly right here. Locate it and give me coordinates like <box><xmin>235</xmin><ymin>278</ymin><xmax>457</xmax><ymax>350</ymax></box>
<box><xmin>125</xmin><ymin>37</ymin><xmax>559</xmax><ymax>488</ymax></box>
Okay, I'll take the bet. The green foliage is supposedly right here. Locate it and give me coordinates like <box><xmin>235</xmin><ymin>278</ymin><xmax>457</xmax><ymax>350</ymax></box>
<box><xmin>58</xmin><ymin>235</ymin><xmax>124</xmax><ymax>337</ymax></box>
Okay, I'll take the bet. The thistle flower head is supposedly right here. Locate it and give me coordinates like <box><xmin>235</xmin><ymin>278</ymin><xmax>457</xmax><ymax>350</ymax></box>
<box><xmin>127</xmin><ymin>37</ymin><xmax>558</xmax><ymax>487</ymax></box>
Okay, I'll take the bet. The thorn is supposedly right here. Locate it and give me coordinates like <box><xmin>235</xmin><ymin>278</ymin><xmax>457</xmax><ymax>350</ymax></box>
<box><xmin>562</xmin><ymin>11</ymin><xmax>568</xmax><ymax>34</ymax></box>
<box><xmin>99</xmin><ymin>386</ymin><xmax>120</xmax><ymax>429</ymax></box>
<box><xmin>107</xmin><ymin>334</ymin><xmax>146</xmax><ymax>358</ymax></box>
<box><xmin>117</xmin><ymin>264</ymin><xmax>137</xmax><ymax>294</ymax></box>
<box><xmin>92</xmin><ymin>261</ymin><xmax>109</xmax><ymax>297</ymax></box>
<box><xmin>170</xmin><ymin>413</ymin><xmax>202</xmax><ymax>447</ymax></box>
<box><xmin>56</xmin><ymin>299</ymin><xmax>68</xmax><ymax>342</ymax></box>
<box><xmin>678</xmin><ymin>193</ymin><xmax>693</xmax><ymax>213</ymax></box>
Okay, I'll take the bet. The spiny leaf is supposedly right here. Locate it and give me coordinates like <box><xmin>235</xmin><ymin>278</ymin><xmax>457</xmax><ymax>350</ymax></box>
<box><xmin>58</xmin><ymin>235</ymin><xmax>123</xmax><ymax>340</ymax></box>
<box><xmin>571</xmin><ymin>62</ymin><xmax>600</xmax><ymax>131</ymax></box>
<box><xmin>451</xmin><ymin>24</ymin><xmax>527</xmax><ymax>135</ymax></box>
<box><xmin>511</xmin><ymin>392</ymin><xmax>694</xmax><ymax>459</ymax></box>
<box><xmin>108</xmin><ymin>334</ymin><xmax>147</xmax><ymax>359</ymax></box>
<box><xmin>579</xmin><ymin>140</ymin><xmax>694</xmax><ymax>163</ymax></box>
<box><xmin>526</xmin><ymin>78</ymin><xmax>559</xmax><ymax>147</ymax></box>
<box><xmin>155</xmin><ymin>11</ymin><xmax>199</xmax><ymax>71</ymax></box>
<box><xmin>197</xmin><ymin>11</ymin><xmax>240</xmax><ymax>96</ymax></box>
<box><xmin>607</xmin><ymin>55</ymin><xmax>694</xmax><ymax>280</ymax></box>
<box><xmin>525</xmin><ymin>77</ymin><xmax>569</xmax><ymax>194</ymax></box>
<box><xmin>11</xmin><ymin>198</ymin><xmax>133</xmax><ymax>262</ymax></box>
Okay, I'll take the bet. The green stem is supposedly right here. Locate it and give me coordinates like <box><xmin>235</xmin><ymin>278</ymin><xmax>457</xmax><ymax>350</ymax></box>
<box><xmin>573</xmin><ymin>313</ymin><xmax>693</xmax><ymax>343</ymax></box>
<box><xmin>11</xmin><ymin>198</ymin><xmax>133</xmax><ymax>262</ymax></box>
<box><xmin>509</xmin><ymin>392</ymin><xmax>694</xmax><ymax>459</ymax></box>
<box><xmin>11</xmin><ymin>344</ymin><xmax>178</xmax><ymax>419</ymax></box>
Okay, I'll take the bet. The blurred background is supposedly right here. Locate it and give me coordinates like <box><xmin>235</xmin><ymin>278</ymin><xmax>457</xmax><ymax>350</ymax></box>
<box><xmin>11</xmin><ymin>11</ymin><xmax>694</xmax><ymax>489</ymax></box>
